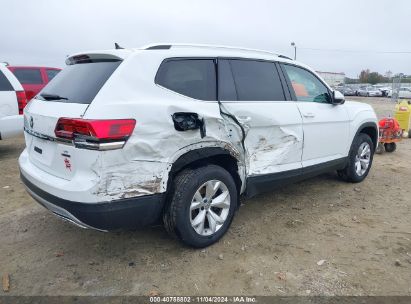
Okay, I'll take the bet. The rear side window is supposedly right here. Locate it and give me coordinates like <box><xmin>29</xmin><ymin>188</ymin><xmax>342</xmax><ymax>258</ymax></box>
<box><xmin>38</xmin><ymin>61</ymin><xmax>121</xmax><ymax>104</ymax></box>
<box><xmin>0</xmin><ymin>70</ymin><xmax>13</xmax><ymax>91</ymax></box>
<box><xmin>46</xmin><ymin>69</ymin><xmax>60</xmax><ymax>82</ymax></box>
<box><xmin>218</xmin><ymin>59</ymin><xmax>237</xmax><ymax>101</ymax></box>
<box><xmin>156</xmin><ymin>59</ymin><xmax>216</xmax><ymax>101</ymax></box>
<box><xmin>229</xmin><ymin>60</ymin><xmax>285</xmax><ymax>101</ymax></box>
<box><xmin>12</xmin><ymin>68</ymin><xmax>43</xmax><ymax>84</ymax></box>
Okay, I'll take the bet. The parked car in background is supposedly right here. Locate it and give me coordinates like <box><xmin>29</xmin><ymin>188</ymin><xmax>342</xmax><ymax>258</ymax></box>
<box><xmin>8</xmin><ymin>66</ymin><xmax>61</xmax><ymax>101</ymax></box>
<box><xmin>19</xmin><ymin>44</ymin><xmax>378</xmax><ymax>247</ymax></box>
<box><xmin>337</xmin><ymin>86</ymin><xmax>356</xmax><ymax>96</ymax></box>
<box><xmin>0</xmin><ymin>63</ymin><xmax>26</xmax><ymax>139</ymax></box>
<box><xmin>357</xmin><ymin>86</ymin><xmax>383</xmax><ymax>97</ymax></box>
<box><xmin>387</xmin><ymin>87</ymin><xmax>411</xmax><ymax>99</ymax></box>
<box><xmin>372</xmin><ymin>85</ymin><xmax>391</xmax><ymax>97</ymax></box>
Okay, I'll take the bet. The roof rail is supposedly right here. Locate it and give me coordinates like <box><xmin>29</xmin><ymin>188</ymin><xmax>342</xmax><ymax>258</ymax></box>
<box><xmin>142</xmin><ymin>43</ymin><xmax>289</xmax><ymax>58</ymax></box>
<box><xmin>170</xmin><ymin>44</ymin><xmax>281</xmax><ymax>56</ymax></box>
<box><xmin>145</xmin><ymin>45</ymin><xmax>171</xmax><ymax>50</ymax></box>
<box><xmin>278</xmin><ymin>54</ymin><xmax>293</xmax><ymax>60</ymax></box>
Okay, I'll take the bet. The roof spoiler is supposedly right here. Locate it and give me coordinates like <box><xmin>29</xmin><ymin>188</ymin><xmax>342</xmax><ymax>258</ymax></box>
<box><xmin>65</xmin><ymin>53</ymin><xmax>123</xmax><ymax>65</ymax></box>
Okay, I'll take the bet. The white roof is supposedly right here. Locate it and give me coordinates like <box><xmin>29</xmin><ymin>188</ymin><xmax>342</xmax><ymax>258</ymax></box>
<box><xmin>68</xmin><ymin>43</ymin><xmax>297</xmax><ymax>65</ymax></box>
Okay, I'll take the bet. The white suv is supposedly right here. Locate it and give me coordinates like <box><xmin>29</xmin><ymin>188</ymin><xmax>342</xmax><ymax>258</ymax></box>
<box><xmin>0</xmin><ymin>63</ymin><xmax>26</xmax><ymax>139</ymax></box>
<box><xmin>19</xmin><ymin>44</ymin><xmax>378</xmax><ymax>247</ymax></box>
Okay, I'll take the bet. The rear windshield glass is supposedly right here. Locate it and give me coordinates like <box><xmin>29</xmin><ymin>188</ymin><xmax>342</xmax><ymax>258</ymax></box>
<box><xmin>0</xmin><ymin>70</ymin><xmax>13</xmax><ymax>91</ymax></box>
<box><xmin>37</xmin><ymin>61</ymin><xmax>121</xmax><ymax>104</ymax></box>
<box><xmin>13</xmin><ymin>69</ymin><xmax>43</xmax><ymax>84</ymax></box>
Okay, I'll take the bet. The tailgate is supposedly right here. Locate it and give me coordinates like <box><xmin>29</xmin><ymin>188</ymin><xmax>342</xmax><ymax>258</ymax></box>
<box><xmin>24</xmin><ymin>99</ymin><xmax>89</xmax><ymax>180</ymax></box>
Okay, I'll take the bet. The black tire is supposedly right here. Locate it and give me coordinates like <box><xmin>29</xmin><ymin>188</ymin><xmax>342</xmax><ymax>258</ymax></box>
<box><xmin>367</xmin><ymin>93</ymin><xmax>370</xmax><ymax>97</ymax></box>
<box><xmin>384</xmin><ymin>142</ymin><xmax>396</xmax><ymax>153</ymax></box>
<box><xmin>163</xmin><ymin>165</ymin><xmax>237</xmax><ymax>248</ymax></box>
<box><xmin>408</xmin><ymin>129</ymin><xmax>411</xmax><ymax>139</ymax></box>
<box><xmin>337</xmin><ymin>133</ymin><xmax>374</xmax><ymax>183</ymax></box>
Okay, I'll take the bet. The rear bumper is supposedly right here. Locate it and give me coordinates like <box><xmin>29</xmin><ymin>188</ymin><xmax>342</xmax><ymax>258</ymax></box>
<box><xmin>21</xmin><ymin>172</ymin><xmax>165</xmax><ymax>231</ymax></box>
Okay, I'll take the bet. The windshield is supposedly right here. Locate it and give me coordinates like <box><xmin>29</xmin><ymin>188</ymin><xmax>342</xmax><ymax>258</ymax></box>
<box><xmin>36</xmin><ymin>61</ymin><xmax>121</xmax><ymax>104</ymax></box>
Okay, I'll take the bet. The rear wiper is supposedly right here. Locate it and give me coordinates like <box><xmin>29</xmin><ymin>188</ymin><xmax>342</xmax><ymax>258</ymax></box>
<box><xmin>40</xmin><ymin>93</ymin><xmax>68</xmax><ymax>101</ymax></box>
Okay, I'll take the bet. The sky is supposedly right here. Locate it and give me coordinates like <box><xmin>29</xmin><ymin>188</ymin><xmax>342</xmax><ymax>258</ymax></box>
<box><xmin>1</xmin><ymin>0</ymin><xmax>410</xmax><ymax>78</ymax></box>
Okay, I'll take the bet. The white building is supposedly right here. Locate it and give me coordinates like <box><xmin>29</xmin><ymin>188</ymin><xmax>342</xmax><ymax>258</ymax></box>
<box><xmin>316</xmin><ymin>71</ymin><xmax>345</xmax><ymax>87</ymax></box>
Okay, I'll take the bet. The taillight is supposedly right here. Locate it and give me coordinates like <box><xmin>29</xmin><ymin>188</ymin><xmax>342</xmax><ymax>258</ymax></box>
<box><xmin>399</xmin><ymin>106</ymin><xmax>408</xmax><ymax>111</ymax></box>
<box><xmin>16</xmin><ymin>91</ymin><xmax>27</xmax><ymax>115</ymax></box>
<box><xmin>55</xmin><ymin>118</ymin><xmax>136</xmax><ymax>150</ymax></box>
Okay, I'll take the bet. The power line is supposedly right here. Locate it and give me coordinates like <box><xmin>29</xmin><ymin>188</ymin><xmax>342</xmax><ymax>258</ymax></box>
<box><xmin>299</xmin><ymin>47</ymin><xmax>411</xmax><ymax>54</ymax></box>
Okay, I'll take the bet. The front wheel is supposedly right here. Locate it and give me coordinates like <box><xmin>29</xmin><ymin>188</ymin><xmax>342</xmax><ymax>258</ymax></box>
<box><xmin>338</xmin><ymin>133</ymin><xmax>374</xmax><ymax>183</ymax></box>
<box><xmin>163</xmin><ymin>165</ymin><xmax>237</xmax><ymax>248</ymax></box>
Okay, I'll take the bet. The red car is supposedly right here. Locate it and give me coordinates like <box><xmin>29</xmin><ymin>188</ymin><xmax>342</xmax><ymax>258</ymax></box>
<box><xmin>7</xmin><ymin>66</ymin><xmax>61</xmax><ymax>101</ymax></box>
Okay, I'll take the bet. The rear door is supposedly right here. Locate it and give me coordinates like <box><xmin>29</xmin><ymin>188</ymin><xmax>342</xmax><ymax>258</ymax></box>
<box><xmin>0</xmin><ymin>67</ymin><xmax>18</xmax><ymax>119</ymax></box>
<box><xmin>280</xmin><ymin>63</ymin><xmax>350</xmax><ymax>167</ymax></box>
<box><xmin>9</xmin><ymin>67</ymin><xmax>44</xmax><ymax>101</ymax></box>
<box><xmin>218</xmin><ymin>59</ymin><xmax>303</xmax><ymax>177</ymax></box>
<box><xmin>24</xmin><ymin>60</ymin><xmax>121</xmax><ymax>180</ymax></box>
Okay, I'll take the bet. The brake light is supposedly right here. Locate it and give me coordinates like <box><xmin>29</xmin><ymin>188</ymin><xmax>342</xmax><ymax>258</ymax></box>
<box><xmin>55</xmin><ymin>118</ymin><xmax>136</xmax><ymax>150</ymax></box>
<box><xmin>399</xmin><ymin>106</ymin><xmax>408</xmax><ymax>111</ymax></box>
<box><xmin>16</xmin><ymin>91</ymin><xmax>27</xmax><ymax>115</ymax></box>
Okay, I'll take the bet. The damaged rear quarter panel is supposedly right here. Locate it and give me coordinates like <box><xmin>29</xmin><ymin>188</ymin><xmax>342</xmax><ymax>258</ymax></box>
<box><xmin>83</xmin><ymin>51</ymin><xmax>245</xmax><ymax>200</ymax></box>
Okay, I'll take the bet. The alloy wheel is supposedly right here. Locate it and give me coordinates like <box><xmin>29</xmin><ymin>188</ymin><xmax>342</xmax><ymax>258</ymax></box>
<box><xmin>189</xmin><ymin>180</ymin><xmax>231</xmax><ymax>236</ymax></box>
<box><xmin>355</xmin><ymin>142</ymin><xmax>371</xmax><ymax>176</ymax></box>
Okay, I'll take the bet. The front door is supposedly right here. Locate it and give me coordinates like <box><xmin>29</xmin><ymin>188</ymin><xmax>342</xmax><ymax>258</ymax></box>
<box><xmin>280</xmin><ymin>63</ymin><xmax>350</xmax><ymax>167</ymax></box>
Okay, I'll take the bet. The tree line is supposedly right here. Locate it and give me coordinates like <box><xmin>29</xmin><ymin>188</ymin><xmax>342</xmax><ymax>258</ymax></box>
<box><xmin>345</xmin><ymin>69</ymin><xmax>411</xmax><ymax>84</ymax></box>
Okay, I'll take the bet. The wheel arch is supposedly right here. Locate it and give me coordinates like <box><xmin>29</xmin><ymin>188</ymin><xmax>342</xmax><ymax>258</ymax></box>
<box><xmin>166</xmin><ymin>147</ymin><xmax>243</xmax><ymax>207</ymax></box>
<box><xmin>356</xmin><ymin>122</ymin><xmax>378</xmax><ymax>150</ymax></box>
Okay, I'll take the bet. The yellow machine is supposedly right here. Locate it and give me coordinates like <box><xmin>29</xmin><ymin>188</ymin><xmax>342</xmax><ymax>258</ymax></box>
<box><xmin>394</xmin><ymin>100</ymin><xmax>411</xmax><ymax>138</ymax></box>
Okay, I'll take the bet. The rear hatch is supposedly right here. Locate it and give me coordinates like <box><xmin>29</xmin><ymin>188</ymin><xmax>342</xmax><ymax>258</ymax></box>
<box><xmin>24</xmin><ymin>56</ymin><xmax>122</xmax><ymax>180</ymax></box>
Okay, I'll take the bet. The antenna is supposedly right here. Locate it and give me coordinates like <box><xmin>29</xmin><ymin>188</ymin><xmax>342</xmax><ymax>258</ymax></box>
<box><xmin>115</xmin><ymin>43</ymin><xmax>124</xmax><ymax>50</ymax></box>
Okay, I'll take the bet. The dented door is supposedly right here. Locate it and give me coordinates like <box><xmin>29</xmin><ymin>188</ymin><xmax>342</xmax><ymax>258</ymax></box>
<box><xmin>218</xmin><ymin>59</ymin><xmax>303</xmax><ymax>177</ymax></box>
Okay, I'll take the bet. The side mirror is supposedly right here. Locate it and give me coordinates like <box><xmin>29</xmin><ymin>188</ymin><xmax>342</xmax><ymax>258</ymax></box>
<box><xmin>332</xmin><ymin>90</ymin><xmax>345</xmax><ymax>105</ymax></box>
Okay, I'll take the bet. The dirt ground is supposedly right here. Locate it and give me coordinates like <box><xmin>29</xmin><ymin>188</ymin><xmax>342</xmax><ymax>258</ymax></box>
<box><xmin>0</xmin><ymin>96</ymin><xmax>410</xmax><ymax>296</ymax></box>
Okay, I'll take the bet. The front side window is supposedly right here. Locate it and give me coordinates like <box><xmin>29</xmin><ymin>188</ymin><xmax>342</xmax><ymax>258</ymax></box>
<box><xmin>156</xmin><ymin>59</ymin><xmax>216</xmax><ymax>101</ymax></box>
<box><xmin>229</xmin><ymin>60</ymin><xmax>285</xmax><ymax>101</ymax></box>
<box><xmin>282</xmin><ymin>64</ymin><xmax>330</xmax><ymax>103</ymax></box>
<box><xmin>12</xmin><ymin>68</ymin><xmax>43</xmax><ymax>84</ymax></box>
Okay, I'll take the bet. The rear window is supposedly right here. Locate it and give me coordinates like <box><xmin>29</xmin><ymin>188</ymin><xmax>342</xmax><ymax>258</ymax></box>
<box><xmin>38</xmin><ymin>61</ymin><xmax>121</xmax><ymax>104</ymax></box>
<box><xmin>0</xmin><ymin>70</ymin><xmax>13</xmax><ymax>91</ymax></box>
<box><xmin>155</xmin><ymin>59</ymin><xmax>216</xmax><ymax>101</ymax></box>
<box><xmin>229</xmin><ymin>60</ymin><xmax>285</xmax><ymax>101</ymax></box>
<box><xmin>12</xmin><ymin>68</ymin><xmax>43</xmax><ymax>84</ymax></box>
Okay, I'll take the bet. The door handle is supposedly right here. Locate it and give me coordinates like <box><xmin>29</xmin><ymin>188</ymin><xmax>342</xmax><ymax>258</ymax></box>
<box><xmin>303</xmin><ymin>112</ymin><xmax>315</xmax><ymax>118</ymax></box>
<box><xmin>237</xmin><ymin>116</ymin><xmax>252</xmax><ymax>123</ymax></box>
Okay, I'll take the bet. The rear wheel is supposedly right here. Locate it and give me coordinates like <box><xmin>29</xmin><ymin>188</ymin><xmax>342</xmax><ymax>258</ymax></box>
<box><xmin>384</xmin><ymin>142</ymin><xmax>396</xmax><ymax>153</ymax></box>
<box><xmin>338</xmin><ymin>133</ymin><xmax>374</xmax><ymax>182</ymax></box>
<box><xmin>163</xmin><ymin>165</ymin><xmax>237</xmax><ymax>248</ymax></box>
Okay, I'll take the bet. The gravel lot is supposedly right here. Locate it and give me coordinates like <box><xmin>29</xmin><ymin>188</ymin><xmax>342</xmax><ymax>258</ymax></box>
<box><xmin>1</xmin><ymin>97</ymin><xmax>410</xmax><ymax>296</ymax></box>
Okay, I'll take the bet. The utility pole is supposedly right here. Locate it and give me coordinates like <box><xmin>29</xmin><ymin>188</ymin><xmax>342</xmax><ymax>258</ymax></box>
<box><xmin>291</xmin><ymin>42</ymin><xmax>297</xmax><ymax>60</ymax></box>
